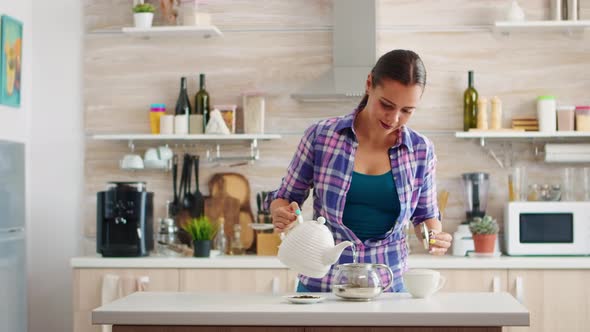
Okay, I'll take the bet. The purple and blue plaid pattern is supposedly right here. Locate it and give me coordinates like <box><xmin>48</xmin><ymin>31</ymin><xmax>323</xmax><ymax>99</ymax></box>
<box><xmin>265</xmin><ymin>107</ymin><xmax>439</xmax><ymax>292</ymax></box>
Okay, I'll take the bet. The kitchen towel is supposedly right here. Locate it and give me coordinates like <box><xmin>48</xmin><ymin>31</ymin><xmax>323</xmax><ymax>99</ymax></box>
<box><xmin>101</xmin><ymin>274</ymin><xmax>122</xmax><ymax>332</ymax></box>
<box><xmin>100</xmin><ymin>275</ymin><xmax>150</xmax><ymax>332</ymax></box>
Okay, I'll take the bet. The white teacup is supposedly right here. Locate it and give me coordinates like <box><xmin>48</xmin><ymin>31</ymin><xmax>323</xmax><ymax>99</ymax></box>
<box><xmin>144</xmin><ymin>148</ymin><xmax>159</xmax><ymax>162</ymax></box>
<box><xmin>403</xmin><ymin>269</ymin><xmax>446</xmax><ymax>298</ymax></box>
<box><xmin>120</xmin><ymin>154</ymin><xmax>144</xmax><ymax>170</ymax></box>
<box><xmin>157</xmin><ymin>145</ymin><xmax>173</xmax><ymax>161</ymax></box>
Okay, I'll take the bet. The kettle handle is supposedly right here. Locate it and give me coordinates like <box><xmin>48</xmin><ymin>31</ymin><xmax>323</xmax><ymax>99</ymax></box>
<box><xmin>373</xmin><ymin>264</ymin><xmax>395</xmax><ymax>292</ymax></box>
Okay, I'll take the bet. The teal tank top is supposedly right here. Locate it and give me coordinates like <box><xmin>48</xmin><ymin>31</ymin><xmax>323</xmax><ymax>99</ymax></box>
<box><xmin>342</xmin><ymin>171</ymin><xmax>401</xmax><ymax>242</ymax></box>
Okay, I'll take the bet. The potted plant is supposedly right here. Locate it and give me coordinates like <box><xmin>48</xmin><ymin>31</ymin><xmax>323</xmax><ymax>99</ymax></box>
<box><xmin>133</xmin><ymin>1</ymin><xmax>156</xmax><ymax>29</ymax></box>
<box><xmin>469</xmin><ymin>215</ymin><xmax>499</xmax><ymax>254</ymax></box>
<box><xmin>183</xmin><ymin>216</ymin><xmax>216</xmax><ymax>257</ymax></box>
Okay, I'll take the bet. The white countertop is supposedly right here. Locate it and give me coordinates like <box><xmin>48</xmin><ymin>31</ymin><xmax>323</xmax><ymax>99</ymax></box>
<box><xmin>92</xmin><ymin>291</ymin><xmax>529</xmax><ymax>327</ymax></box>
<box><xmin>71</xmin><ymin>254</ymin><xmax>590</xmax><ymax>269</ymax></box>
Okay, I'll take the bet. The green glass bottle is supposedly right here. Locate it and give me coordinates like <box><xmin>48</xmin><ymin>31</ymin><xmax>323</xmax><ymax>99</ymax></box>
<box><xmin>195</xmin><ymin>73</ymin><xmax>210</xmax><ymax>130</ymax></box>
<box><xmin>463</xmin><ymin>70</ymin><xmax>478</xmax><ymax>131</ymax></box>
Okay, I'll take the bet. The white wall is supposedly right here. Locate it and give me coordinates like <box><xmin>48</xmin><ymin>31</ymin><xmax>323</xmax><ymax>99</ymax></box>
<box><xmin>29</xmin><ymin>0</ymin><xmax>83</xmax><ymax>331</ymax></box>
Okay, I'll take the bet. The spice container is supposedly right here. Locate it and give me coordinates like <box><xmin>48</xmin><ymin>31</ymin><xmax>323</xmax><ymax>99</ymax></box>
<box><xmin>490</xmin><ymin>96</ymin><xmax>502</xmax><ymax>129</ymax></box>
<box><xmin>476</xmin><ymin>97</ymin><xmax>488</xmax><ymax>130</ymax></box>
<box><xmin>557</xmin><ymin>105</ymin><xmax>575</xmax><ymax>131</ymax></box>
<box><xmin>537</xmin><ymin>95</ymin><xmax>557</xmax><ymax>132</ymax></box>
<box><xmin>242</xmin><ymin>92</ymin><xmax>265</xmax><ymax>134</ymax></box>
<box><xmin>575</xmin><ymin>106</ymin><xmax>590</xmax><ymax>131</ymax></box>
<box><xmin>149</xmin><ymin>104</ymin><xmax>166</xmax><ymax>134</ymax></box>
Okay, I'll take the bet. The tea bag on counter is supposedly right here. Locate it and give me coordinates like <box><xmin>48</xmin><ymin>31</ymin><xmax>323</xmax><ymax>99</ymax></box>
<box><xmin>205</xmin><ymin>109</ymin><xmax>231</xmax><ymax>135</ymax></box>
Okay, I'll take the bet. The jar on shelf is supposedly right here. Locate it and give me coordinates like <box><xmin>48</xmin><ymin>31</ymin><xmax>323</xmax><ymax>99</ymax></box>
<box><xmin>242</xmin><ymin>92</ymin><xmax>265</xmax><ymax>134</ymax></box>
<box><xmin>178</xmin><ymin>0</ymin><xmax>211</xmax><ymax>26</ymax></box>
<box><xmin>575</xmin><ymin>106</ymin><xmax>590</xmax><ymax>131</ymax></box>
<box><xmin>557</xmin><ymin>105</ymin><xmax>575</xmax><ymax>131</ymax></box>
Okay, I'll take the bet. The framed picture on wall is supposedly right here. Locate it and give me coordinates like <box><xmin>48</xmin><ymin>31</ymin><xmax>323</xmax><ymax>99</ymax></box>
<box><xmin>0</xmin><ymin>15</ymin><xmax>23</xmax><ymax>108</ymax></box>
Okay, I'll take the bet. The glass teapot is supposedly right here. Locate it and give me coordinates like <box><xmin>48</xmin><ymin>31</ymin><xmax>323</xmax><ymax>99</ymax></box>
<box><xmin>332</xmin><ymin>263</ymin><xmax>394</xmax><ymax>301</ymax></box>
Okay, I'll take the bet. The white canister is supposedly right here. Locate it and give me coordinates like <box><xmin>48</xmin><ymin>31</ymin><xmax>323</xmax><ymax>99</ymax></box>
<box><xmin>537</xmin><ymin>95</ymin><xmax>557</xmax><ymax>133</ymax></box>
<box><xmin>174</xmin><ymin>114</ymin><xmax>189</xmax><ymax>135</ymax></box>
<box><xmin>242</xmin><ymin>93</ymin><xmax>265</xmax><ymax>134</ymax></box>
<box><xmin>189</xmin><ymin>114</ymin><xmax>204</xmax><ymax>134</ymax></box>
<box><xmin>159</xmin><ymin>115</ymin><xmax>175</xmax><ymax>134</ymax></box>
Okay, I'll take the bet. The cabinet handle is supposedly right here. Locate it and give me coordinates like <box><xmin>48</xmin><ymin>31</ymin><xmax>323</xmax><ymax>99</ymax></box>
<box><xmin>492</xmin><ymin>276</ymin><xmax>501</xmax><ymax>293</ymax></box>
<box><xmin>271</xmin><ymin>276</ymin><xmax>280</xmax><ymax>295</ymax></box>
<box><xmin>136</xmin><ymin>276</ymin><xmax>150</xmax><ymax>292</ymax></box>
<box><xmin>515</xmin><ymin>276</ymin><xmax>524</xmax><ymax>303</ymax></box>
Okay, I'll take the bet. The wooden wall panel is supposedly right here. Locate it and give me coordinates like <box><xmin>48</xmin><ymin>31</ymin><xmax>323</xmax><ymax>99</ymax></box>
<box><xmin>83</xmin><ymin>0</ymin><xmax>590</xmax><ymax>254</ymax></box>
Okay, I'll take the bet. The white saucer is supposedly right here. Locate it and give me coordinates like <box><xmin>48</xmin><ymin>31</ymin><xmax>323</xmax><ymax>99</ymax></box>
<box><xmin>249</xmin><ymin>223</ymin><xmax>274</xmax><ymax>231</ymax></box>
<box><xmin>467</xmin><ymin>251</ymin><xmax>502</xmax><ymax>258</ymax></box>
<box><xmin>284</xmin><ymin>295</ymin><xmax>325</xmax><ymax>304</ymax></box>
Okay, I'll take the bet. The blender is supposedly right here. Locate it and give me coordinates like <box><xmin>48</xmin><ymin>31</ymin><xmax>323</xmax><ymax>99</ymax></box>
<box><xmin>452</xmin><ymin>172</ymin><xmax>490</xmax><ymax>256</ymax></box>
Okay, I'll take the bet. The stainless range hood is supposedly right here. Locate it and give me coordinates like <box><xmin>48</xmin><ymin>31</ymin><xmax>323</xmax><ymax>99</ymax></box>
<box><xmin>291</xmin><ymin>0</ymin><xmax>376</xmax><ymax>102</ymax></box>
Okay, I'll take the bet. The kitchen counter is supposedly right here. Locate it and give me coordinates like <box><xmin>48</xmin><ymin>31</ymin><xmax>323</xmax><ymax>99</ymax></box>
<box><xmin>71</xmin><ymin>254</ymin><xmax>590</xmax><ymax>269</ymax></box>
<box><xmin>92</xmin><ymin>291</ymin><xmax>529</xmax><ymax>331</ymax></box>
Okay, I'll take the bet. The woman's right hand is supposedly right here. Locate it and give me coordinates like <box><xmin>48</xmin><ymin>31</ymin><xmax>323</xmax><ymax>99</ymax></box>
<box><xmin>272</xmin><ymin>201</ymin><xmax>300</xmax><ymax>233</ymax></box>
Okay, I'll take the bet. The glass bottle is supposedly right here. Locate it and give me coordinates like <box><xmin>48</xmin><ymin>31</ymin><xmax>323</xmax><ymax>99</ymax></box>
<box><xmin>463</xmin><ymin>70</ymin><xmax>478</xmax><ymax>131</ymax></box>
<box><xmin>230</xmin><ymin>224</ymin><xmax>245</xmax><ymax>255</ymax></box>
<box><xmin>175</xmin><ymin>77</ymin><xmax>192</xmax><ymax>116</ymax></box>
<box><xmin>194</xmin><ymin>73</ymin><xmax>210</xmax><ymax>130</ymax></box>
<box><xmin>213</xmin><ymin>217</ymin><xmax>227</xmax><ymax>255</ymax></box>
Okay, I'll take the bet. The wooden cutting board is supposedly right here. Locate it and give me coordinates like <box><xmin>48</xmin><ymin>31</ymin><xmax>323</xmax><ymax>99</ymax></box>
<box><xmin>207</xmin><ymin>173</ymin><xmax>255</xmax><ymax>250</ymax></box>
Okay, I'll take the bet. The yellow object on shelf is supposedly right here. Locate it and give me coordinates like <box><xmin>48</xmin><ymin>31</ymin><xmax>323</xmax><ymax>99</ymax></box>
<box><xmin>149</xmin><ymin>104</ymin><xmax>166</xmax><ymax>134</ymax></box>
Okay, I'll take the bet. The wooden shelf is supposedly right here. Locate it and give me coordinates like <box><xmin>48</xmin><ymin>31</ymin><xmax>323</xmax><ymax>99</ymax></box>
<box><xmin>91</xmin><ymin>133</ymin><xmax>280</xmax><ymax>141</ymax></box>
<box><xmin>493</xmin><ymin>20</ymin><xmax>590</xmax><ymax>34</ymax></box>
<box><xmin>120</xmin><ymin>25</ymin><xmax>222</xmax><ymax>38</ymax></box>
<box><xmin>455</xmin><ymin>131</ymin><xmax>590</xmax><ymax>139</ymax></box>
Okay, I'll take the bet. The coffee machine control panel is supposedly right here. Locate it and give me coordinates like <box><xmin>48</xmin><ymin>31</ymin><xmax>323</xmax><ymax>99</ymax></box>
<box><xmin>103</xmin><ymin>195</ymin><xmax>141</xmax><ymax>219</ymax></box>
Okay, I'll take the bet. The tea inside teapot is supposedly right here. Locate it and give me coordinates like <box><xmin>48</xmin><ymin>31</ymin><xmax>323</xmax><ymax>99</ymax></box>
<box><xmin>332</xmin><ymin>263</ymin><xmax>394</xmax><ymax>301</ymax></box>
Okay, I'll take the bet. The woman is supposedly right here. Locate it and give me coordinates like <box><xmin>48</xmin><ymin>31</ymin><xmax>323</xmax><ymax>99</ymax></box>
<box><xmin>266</xmin><ymin>49</ymin><xmax>453</xmax><ymax>293</ymax></box>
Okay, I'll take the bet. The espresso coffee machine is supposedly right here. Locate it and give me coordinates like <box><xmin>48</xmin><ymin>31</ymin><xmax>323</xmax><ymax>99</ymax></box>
<box><xmin>452</xmin><ymin>173</ymin><xmax>490</xmax><ymax>256</ymax></box>
<box><xmin>97</xmin><ymin>182</ymin><xmax>154</xmax><ymax>257</ymax></box>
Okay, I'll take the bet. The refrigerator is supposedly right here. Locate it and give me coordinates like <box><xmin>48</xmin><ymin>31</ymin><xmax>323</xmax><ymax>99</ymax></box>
<box><xmin>0</xmin><ymin>140</ymin><xmax>27</xmax><ymax>332</ymax></box>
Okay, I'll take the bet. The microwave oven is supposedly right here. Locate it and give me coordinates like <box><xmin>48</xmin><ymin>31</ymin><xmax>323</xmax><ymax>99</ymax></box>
<box><xmin>505</xmin><ymin>202</ymin><xmax>590</xmax><ymax>256</ymax></box>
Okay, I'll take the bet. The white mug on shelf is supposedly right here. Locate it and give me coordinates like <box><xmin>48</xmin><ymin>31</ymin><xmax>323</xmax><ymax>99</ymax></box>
<box><xmin>120</xmin><ymin>154</ymin><xmax>144</xmax><ymax>170</ymax></box>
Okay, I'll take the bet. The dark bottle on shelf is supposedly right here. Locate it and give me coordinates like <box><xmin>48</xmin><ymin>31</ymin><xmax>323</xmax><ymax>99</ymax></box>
<box><xmin>463</xmin><ymin>70</ymin><xmax>478</xmax><ymax>132</ymax></box>
<box><xmin>195</xmin><ymin>73</ymin><xmax>210</xmax><ymax>130</ymax></box>
<box><xmin>175</xmin><ymin>77</ymin><xmax>192</xmax><ymax>116</ymax></box>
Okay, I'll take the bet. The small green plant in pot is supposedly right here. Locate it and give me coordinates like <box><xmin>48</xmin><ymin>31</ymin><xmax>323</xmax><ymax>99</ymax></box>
<box><xmin>183</xmin><ymin>216</ymin><xmax>217</xmax><ymax>257</ymax></box>
<box><xmin>132</xmin><ymin>2</ymin><xmax>155</xmax><ymax>29</ymax></box>
<box><xmin>469</xmin><ymin>215</ymin><xmax>499</xmax><ymax>254</ymax></box>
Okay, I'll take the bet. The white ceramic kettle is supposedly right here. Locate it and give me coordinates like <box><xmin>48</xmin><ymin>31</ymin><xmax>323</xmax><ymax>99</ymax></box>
<box><xmin>278</xmin><ymin>214</ymin><xmax>353</xmax><ymax>278</ymax></box>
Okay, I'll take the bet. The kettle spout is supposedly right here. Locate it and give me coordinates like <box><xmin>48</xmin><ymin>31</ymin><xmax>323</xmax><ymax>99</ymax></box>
<box><xmin>321</xmin><ymin>241</ymin><xmax>354</xmax><ymax>266</ymax></box>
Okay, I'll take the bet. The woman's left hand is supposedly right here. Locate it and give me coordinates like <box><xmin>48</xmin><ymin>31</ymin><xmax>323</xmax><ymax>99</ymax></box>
<box><xmin>428</xmin><ymin>231</ymin><xmax>453</xmax><ymax>255</ymax></box>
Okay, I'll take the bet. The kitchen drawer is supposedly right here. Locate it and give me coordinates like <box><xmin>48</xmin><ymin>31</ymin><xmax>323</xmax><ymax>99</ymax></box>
<box><xmin>73</xmin><ymin>268</ymin><xmax>179</xmax><ymax>312</ymax></box>
<box><xmin>437</xmin><ymin>269</ymin><xmax>508</xmax><ymax>293</ymax></box>
<box><xmin>179</xmin><ymin>268</ymin><xmax>289</xmax><ymax>293</ymax></box>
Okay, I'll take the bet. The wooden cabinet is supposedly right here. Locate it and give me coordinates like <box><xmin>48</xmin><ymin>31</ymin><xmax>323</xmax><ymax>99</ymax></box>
<box><xmin>438</xmin><ymin>269</ymin><xmax>508</xmax><ymax>293</ymax></box>
<box><xmin>179</xmin><ymin>268</ymin><xmax>289</xmax><ymax>293</ymax></box>
<box><xmin>506</xmin><ymin>270</ymin><xmax>590</xmax><ymax>332</ymax></box>
<box><xmin>73</xmin><ymin>269</ymin><xmax>179</xmax><ymax>332</ymax></box>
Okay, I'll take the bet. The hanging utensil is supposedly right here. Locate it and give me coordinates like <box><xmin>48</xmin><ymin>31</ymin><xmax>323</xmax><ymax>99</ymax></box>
<box><xmin>182</xmin><ymin>154</ymin><xmax>192</xmax><ymax>210</ymax></box>
<box><xmin>169</xmin><ymin>154</ymin><xmax>179</xmax><ymax>217</ymax></box>
<box><xmin>185</xmin><ymin>155</ymin><xmax>195</xmax><ymax>212</ymax></box>
<box><xmin>191</xmin><ymin>155</ymin><xmax>205</xmax><ymax>218</ymax></box>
